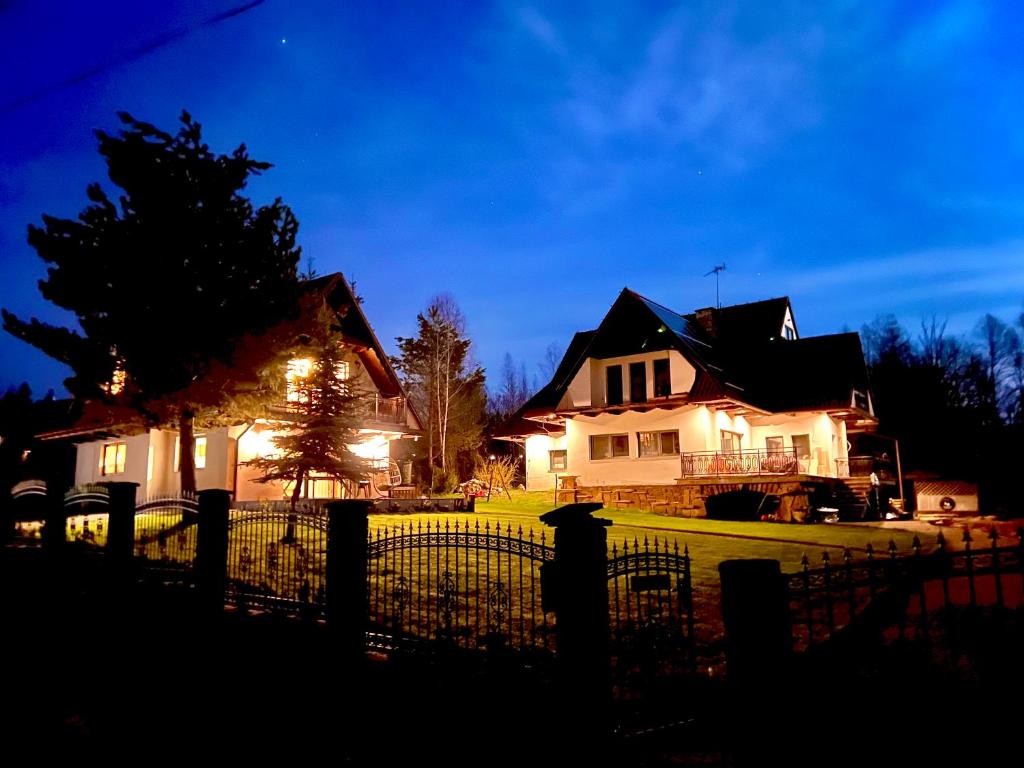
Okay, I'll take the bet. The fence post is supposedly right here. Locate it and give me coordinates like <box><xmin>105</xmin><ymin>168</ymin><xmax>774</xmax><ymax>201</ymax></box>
<box><xmin>195</xmin><ymin>489</ymin><xmax>230</xmax><ymax>620</ymax></box>
<box><xmin>42</xmin><ymin>482</ymin><xmax>67</xmax><ymax>556</ymax></box>
<box><xmin>540</xmin><ymin>502</ymin><xmax>612</xmax><ymax>735</ymax></box>
<box><xmin>0</xmin><ymin>486</ymin><xmax>13</xmax><ymax>546</ymax></box>
<box><xmin>326</xmin><ymin>499</ymin><xmax>373</xmax><ymax>665</ymax></box>
<box><xmin>100</xmin><ymin>481</ymin><xmax>137</xmax><ymax>569</ymax></box>
<box><xmin>719</xmin><ymin>558</ymin><xmax>791</xmax><ymax>765</ymax></box>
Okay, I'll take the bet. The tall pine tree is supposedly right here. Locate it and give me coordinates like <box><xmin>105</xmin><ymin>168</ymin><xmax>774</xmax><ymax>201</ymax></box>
<box><xmin>2</xmin><ymin>111</ymin><xmax>301</xmax><ymax>492</ymax></box>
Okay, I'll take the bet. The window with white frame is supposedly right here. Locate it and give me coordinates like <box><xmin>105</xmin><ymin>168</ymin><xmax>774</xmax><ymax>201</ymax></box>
<box><xmin>590</xmin><ymin>433</ymin><xmax>629</xmax><ymax>460</ymax></box>
<box><xmin>720</xmin><ymin>430</ymin><xmax>742</xmax><ymax>453</ymax></box>
<box><xmin>549</xmin><ymin>450</ymin><xmax>567</xmax><ymax>471</ymax></box>
<box><xmin>638</xmin><ymin>430</ymin><xmax>680</xmax><ymax>457</ymax></box>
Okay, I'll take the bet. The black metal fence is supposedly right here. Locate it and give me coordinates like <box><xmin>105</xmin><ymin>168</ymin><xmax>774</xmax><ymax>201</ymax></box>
<box><xmin>607</xmin><ymin>535</ymin><xmax>695</xmax><ymax>701</ymax></box>
<box><xmin>134</xmin><ymin>493</ymin><xmax>199</xmax><ymax>571</ymax></box>
<box><xmin>367</xmin><ymin>519</ymin><xmax>554</xmax><ymax>655</ymax></box>
<box><xmin>226</xmin><ymin>503</ymin><xmax>328</xmax><ymax>615</ymax></box>
<box><xmin>787</xmin><ymin>528</ymin><xmax>1024</xmax><ymax>653</ymax></box>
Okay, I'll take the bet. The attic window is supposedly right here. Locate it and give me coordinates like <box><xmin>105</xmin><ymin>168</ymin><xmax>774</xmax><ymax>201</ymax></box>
<box><xmin>784</xmin><ymin>326</ymin><xmax>796</xmax><ymax>341</ymax></box>
<box><xmin>653</xmin><ymin>358</ymin><xmax>671</xmax><ymax>397</ymax></box>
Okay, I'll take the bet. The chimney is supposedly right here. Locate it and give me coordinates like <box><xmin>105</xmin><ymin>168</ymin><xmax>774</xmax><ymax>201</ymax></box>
<box><xmin>694</xmin><ymin>307</ymin><xmax>717</xmax><ymax>337</ymax></box>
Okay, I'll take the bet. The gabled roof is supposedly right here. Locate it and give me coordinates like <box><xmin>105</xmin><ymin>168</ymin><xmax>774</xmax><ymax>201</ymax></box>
<box><xmin>311</xmin><ymin>273</ymin><xmax>406</xmax><ymax>399</ymax></box>
<box><xmin>504</xmin><ymin>288</ymin><xmax>872</xmax><ymax>433</ymax></box>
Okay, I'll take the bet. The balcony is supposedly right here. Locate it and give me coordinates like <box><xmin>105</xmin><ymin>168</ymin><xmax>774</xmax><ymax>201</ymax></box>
<box><xmin>680</xmin><ymin>448</ymin><xmax>800</xmax><ymax>478</ymax></box>
<box><xmin>366</xmin><ymin>394</ymin><xmax>407</xmax><ymax>426</ymax></box>
<box><xmin>279</xmin><ymin>393</ymin><xmax>408</xmax><ymax>426</ymax></box>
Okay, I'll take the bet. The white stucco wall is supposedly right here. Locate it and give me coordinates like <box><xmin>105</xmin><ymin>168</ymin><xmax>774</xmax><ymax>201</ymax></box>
<box><xmin>75</xmin><ymin>432</ymin><xmax>153</xmax><ymax>492</ymax></box>
<box><xmin>563</xmin><ymin>362</ymin><xmax>592</xmax><ymax>409</ymax></box>
<box><xmin>562</xmin><ymin>407</ymin><xmax>711</xmax><ymax>487</ymax></box>
<box><xmin>524</xmin><ymin>433</ymin><xmax>567</xmax><ymax>492</ymax></box>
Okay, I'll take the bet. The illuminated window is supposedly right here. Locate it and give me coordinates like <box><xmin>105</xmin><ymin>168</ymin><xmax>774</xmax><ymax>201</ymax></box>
<box><xmin>100</xmin><ymin>442</ymin><xmax>126</xmax><ymax>475</ymax></box>
<box><xmin>286</xmin><ymin>358</ymin><xmax>313</xmax><ymax>403</ymax></box>
<box><xmin>306</xmin><ymin>473</ymin><xmax>342</xmax><ymax>499</ymax></box>
<box><xmin>174</xmin><ymin>436</ymin><xmax>208</xmax><ymax>471</ymax></box>
<box><xmin>549</xmin><ymin>450</ymin><xmax>567</xmax><ymax>471</ymax></box>
<box><xmin>590</xmin><ymin>434</ymin><xmax>629</xmax><ymax>460</ymax></box>
<box><xmin>638</xmin><ymin>431</ymin><xmax>679</xmax><ymax>457</ymax></box>
<box><xmin>286</xmin><ymin>358</ymin><xmax>351</xmax><ymax>403</ymax></box>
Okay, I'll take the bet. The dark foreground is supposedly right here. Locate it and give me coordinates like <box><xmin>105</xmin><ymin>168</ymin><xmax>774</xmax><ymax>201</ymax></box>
<box><xmin>2</xmin><ymin>547</ymin><xmax>1021</xmax><ymax>767</ymax></box>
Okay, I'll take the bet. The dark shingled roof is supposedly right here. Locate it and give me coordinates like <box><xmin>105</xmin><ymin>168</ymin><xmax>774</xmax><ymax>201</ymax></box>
<box><xmin>500</xmin><ymin>288</ymin><xmax>872</xmax><ymax>435</ymax></box>
<box><xmin>692</xmin><ymin>297</ymin><xmax>793</xmax><ymax>346</ymax></box>
<box><xmin>736</xmin><ymin>333</ymin><xmax>870</xmax><ymax>412</ymax></box>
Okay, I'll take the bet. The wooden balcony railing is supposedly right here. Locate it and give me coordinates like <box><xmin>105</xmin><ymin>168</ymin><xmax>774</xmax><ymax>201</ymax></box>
<box><xmin>679</xmin><ymin>448</ymin><xmax>800</xmax><ymax>477</ymax></box>
<box><xmin>279</xmin><ymin>393</ymin><xmax>407</xmax><ymax>426</ymax></box>
<box><xmin>367</xmin><ymin>394</ymin><xmax>407</xmax><ymax>425</ymax></box>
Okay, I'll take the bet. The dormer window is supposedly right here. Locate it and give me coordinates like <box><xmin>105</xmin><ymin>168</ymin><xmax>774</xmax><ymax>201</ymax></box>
<box><xmin>629</xmin><ymin>362</ymin><xmax>647</xmax><ymax>403</ymax></box>
<box><xmin>605</xmin><ymin>365</ymin><xmax>623</xmax><ymax>406</ymax></box>
<box><xmin>784</xmin><ymin>326</ymin><xmax>796</xmax><ymax>340</ymax></box>
<box><xmin>653</xmin><ymin>358</ymin><xmax>671</xmax><ymax>397</ymax></box>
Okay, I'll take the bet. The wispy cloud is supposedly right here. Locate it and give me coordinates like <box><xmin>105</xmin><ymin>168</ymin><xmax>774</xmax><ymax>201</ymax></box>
<box><xmin>507</xmin><ymin>4</ymin><xmax>823</xmax><ymax>166</ymax></box>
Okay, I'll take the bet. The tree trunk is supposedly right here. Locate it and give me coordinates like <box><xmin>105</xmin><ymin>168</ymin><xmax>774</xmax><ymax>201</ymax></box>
<box><xmin>283</xmin><ymin>467</ymin><xmax>304</xmax><ymax>544</ymax></box>
<box><xmin>179</xmin><ymin>407</ymin><xmax>196</xmax><ymax>495</ymax></box>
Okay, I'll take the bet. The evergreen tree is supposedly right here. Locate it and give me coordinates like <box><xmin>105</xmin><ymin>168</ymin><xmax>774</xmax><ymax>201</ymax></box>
<box><xmin>244</xmin><ymin>334</ymin><xmax>371</xmax><ymax>514</ymax></box>
<box><xmin>2</xmin><ymin>111</ymin><xmax>301</xmax><ymax>492</ymax></box>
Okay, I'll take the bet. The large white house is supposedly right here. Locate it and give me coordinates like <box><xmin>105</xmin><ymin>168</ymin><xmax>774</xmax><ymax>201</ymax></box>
<box><xmin>39</xmin><ymin>274</ymin><xmax>421</xmax><ymax>501</ymax></box>
<box><xmin>497</xmin><ymin>289</ymin><xmax>883</xmax><ymax>517</ymax></box>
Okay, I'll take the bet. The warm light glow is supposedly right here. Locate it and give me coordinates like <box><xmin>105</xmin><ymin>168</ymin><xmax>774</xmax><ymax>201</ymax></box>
<box><xmin>238</xmin><ymin>425</ymin><xmax>279</xmax><ymax>460</ymax></box>
<box><xmin>100</xmin><ymin>442</ymin><xmax>126</xmax><ymax>475</ymax></box>
<box><xmin>106</xmin><ymin>367</ymin><xmax>126</xmax><ymax>395</ymax></box>
<box><xmin>174</xmin><ymin>436</ymin><xmax>208</xmax><ymax>471</ymax></box>
<box><xmin>286</xmin><ymin>358</ymin><xmax>313</xmax><ymax>403</ymax></box>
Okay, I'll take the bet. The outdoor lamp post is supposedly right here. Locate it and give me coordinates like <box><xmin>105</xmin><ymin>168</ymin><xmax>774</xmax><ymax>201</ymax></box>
<box><xmin>486</xmin><ymin>454</ymin><xmax>496</xmax><ymax>502</ymax></box>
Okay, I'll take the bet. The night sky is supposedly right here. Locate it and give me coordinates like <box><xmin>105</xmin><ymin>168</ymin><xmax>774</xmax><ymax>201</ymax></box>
<box><xmin>2</xmin><ymin>1</ymin><xmax>1023</xmax><ymax>397</ymax></box>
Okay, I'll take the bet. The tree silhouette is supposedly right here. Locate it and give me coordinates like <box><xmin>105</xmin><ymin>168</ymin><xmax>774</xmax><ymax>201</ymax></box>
<box><xmin>2</xmin><ymin>111</ymin><xmax>301</xmax><ymax>492</ymax></box>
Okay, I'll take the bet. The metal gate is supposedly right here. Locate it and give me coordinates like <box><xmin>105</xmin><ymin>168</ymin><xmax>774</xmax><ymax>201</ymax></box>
<box><xmin>226</xmin><ymin>502</ymin><xmax>328</xmax><ymax>615</ymax></box>
<box><xmin>367</xmin><ymin>519</ymin><xmax>555</xmax><ymax>656</ymax></box>
<box><xmin>607</xmin><ymin>536</ymin><xmax>695</xmax><ymax>701</ymax></box>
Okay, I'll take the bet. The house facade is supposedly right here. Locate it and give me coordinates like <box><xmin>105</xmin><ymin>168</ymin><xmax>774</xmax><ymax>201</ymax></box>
<box><xmin>41</xmin><ymin>274</ymin><xmax>421</xmax><ymax>501</ymax></box>
<box><xmin>498</xmin><ymin>290</ymin><xmax>884</xmax><ymax>517</ymax></box>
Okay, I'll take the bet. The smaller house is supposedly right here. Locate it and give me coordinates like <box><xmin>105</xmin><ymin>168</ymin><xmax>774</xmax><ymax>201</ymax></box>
<box><xmin>36</xmin><ymin>274</ymin><xmax>421</xmax><ymax>501</ymax></box>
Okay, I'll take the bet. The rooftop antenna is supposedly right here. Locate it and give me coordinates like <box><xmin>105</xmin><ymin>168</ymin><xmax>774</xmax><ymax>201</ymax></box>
<box><xmin>704</xmin><ymin>263</ymin><xmax>726</xmax><ymax>308</ymax></box>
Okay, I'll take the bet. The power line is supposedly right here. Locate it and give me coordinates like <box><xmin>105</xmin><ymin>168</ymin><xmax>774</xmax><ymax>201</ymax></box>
<box><xmin>1</xmin><ymin>0</ymin><xmax>266</xmax><ymax>114</ymax></box>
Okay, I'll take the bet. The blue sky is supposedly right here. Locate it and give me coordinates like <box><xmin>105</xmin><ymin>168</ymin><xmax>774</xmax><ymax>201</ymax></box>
<box><xmin>2</xmin><ymin>0</ymin><xmax>1023</xmax><ymax>396</ymax></box>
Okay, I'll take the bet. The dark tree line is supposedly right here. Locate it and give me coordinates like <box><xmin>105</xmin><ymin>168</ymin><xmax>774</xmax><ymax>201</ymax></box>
<box><xmin>861</xmin><ymin>311</ymin><xmax>1024</xmax><ymax>513</ymax></box>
